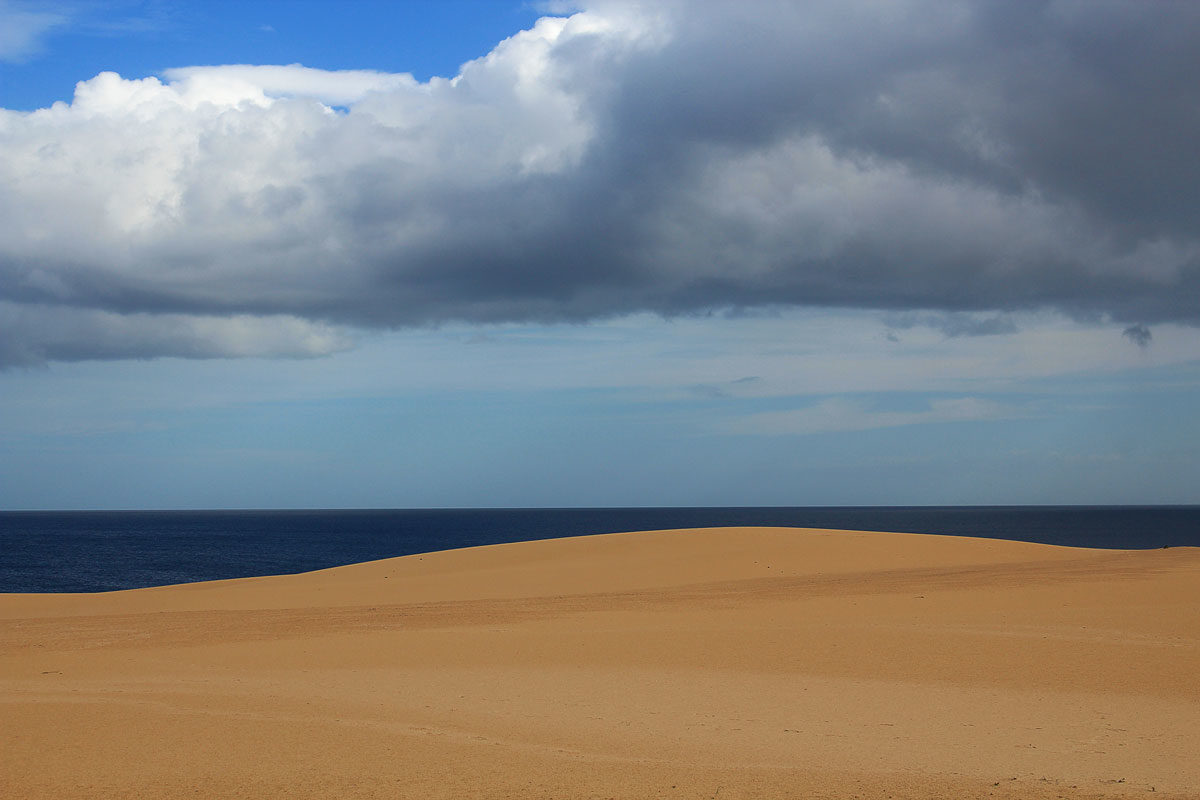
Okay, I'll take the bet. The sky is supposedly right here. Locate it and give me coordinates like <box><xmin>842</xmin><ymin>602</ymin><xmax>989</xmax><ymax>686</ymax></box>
<box><xmin>1</xmin><ymin>0</ymin><xmax>1198</xmax><ymax>510</ymax></box>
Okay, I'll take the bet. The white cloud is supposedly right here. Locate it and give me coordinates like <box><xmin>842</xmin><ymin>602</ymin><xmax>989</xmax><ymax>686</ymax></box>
<box><xmin>161</xmin><ymin>65</ymin><xmax>421</xmax><ymax>108</ymax></box>
<box><xmin>0</xmin><ymin>1</ymin><xmax>66</xmax><ymax>62</ymax></box>
<box><xmin>726</xmin><ymin>396</ymin><xmax>1019</xmax><ymax>436</ymax></box>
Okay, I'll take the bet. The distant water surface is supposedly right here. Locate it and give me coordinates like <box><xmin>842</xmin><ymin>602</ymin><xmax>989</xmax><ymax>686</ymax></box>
<box><xmin>1</xmin><ymin>506</ymin><xmax>1197</xmax><ymax>593</ymax></box>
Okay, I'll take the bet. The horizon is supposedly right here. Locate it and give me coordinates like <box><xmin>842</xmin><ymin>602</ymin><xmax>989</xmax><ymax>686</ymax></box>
<box><xmin>4</xmin><ymin>502</ymin><xmax>1198</xmax><ymax>514</ymax></box>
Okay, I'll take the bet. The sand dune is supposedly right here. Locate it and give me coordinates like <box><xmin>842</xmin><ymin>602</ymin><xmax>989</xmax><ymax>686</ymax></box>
<box><xmin>2</xmin><ymin>527</ymin><xmax>1198</xmax><ymax>799</ymax></box>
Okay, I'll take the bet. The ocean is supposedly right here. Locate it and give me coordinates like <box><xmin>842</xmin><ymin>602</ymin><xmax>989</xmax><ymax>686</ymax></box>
<box><xmin>1</xmin><ymin>506</ymin><xmax>1198</xmax><ymax>593</ymax></box>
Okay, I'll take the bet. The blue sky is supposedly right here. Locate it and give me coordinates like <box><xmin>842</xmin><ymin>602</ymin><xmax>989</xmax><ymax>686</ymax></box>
<box><xmin>0</xmin><ymin>1</ymin><xmax>540</xmax><ymax>109</ymax></box>
<box><xmin>1</xmin><ymin>1</ymin><xmax>1198</xmax><ymax>509</ymax></box>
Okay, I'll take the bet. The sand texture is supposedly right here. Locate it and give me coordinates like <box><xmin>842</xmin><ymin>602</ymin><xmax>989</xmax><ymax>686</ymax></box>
<box><xmin>2</xmin><ymin>526</ymin><xmax>1199</xmax><ymax>799</ymax></box>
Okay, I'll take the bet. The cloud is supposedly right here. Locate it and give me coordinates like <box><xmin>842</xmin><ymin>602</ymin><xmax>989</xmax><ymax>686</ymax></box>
<box><xmin>1122</xmin><ymin>324</ymin><xmax>1152</xmax><ymax>349</ymax></box>
<box><xmin>161</xmin><ymin>65</ymin><xmax>420</xmax><ymax>107</ymax></box>
<box><xmin>0</xmin><ymin>302</ymin><xmax>350</xmax><ymax>366</ymax></box>
<box><xmin>688</xmin><ymin>375</ymin><xmax>763</xmax><ymax>400</ymax></box>
<box><xmin>0</xmin><ymin>1</ymin><xmax>67</xmax><ymax>61</ymax></box>
<box><xmin>727</xmin><ymin>396</ymin><xmax>1018</xmax><ymax>436</ymax></box>
<box><xmin>1</xmin><ymin>1</ymin><xmax>1199</xmax><ymax>365</ymax></box>
<box><xmin>885</xmin><ymin>312</ymin><xmax>1018</xmax><ymax>338</ymax></box>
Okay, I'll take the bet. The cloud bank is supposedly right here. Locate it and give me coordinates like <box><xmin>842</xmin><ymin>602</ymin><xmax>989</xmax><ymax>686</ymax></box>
<box><xmin>2</xmin><ymin>0</ymin><xmax>1198</xmax><ymax>365</ymax></box>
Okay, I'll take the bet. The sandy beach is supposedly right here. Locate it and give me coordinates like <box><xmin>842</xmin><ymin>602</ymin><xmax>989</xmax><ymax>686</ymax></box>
<box><xmin>2</xmin><ymin>526</ymin><xmax>1198</xmax><ymax>799</ymax></box>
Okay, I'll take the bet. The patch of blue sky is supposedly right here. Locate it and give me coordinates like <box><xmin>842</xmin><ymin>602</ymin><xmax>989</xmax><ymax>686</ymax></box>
<box><xmin>0</xmin><ymin>0</ymin><xmax>539</xmax><ymax>110</ymax></box>
<box><xmin>3</xmin><ymin>360</ymin><xmax>1197</xmax><ymax>508</ymax></box>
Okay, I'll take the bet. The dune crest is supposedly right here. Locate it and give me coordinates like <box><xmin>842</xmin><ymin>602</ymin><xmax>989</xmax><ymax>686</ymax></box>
<box><xmin>3</xmin><ymin>527</ymin><xmax>1198</xmax><ymax>799</ymax></box>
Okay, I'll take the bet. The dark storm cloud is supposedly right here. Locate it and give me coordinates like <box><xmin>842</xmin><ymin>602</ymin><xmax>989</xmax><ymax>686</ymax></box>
<box><xmin>1122</xmin><ymin>324</ymin><xmax>1152</xmax><ymax>349</ymax></box>
<box><xmin>1</xmin><ymin>0</ymin><xmax>1198</xmax><ymax>364</ymax></box>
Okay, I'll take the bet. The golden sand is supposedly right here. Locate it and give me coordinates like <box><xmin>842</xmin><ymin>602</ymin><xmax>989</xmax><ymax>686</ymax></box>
<box><xmin>2</xmin><ymin>527</ymin><xmax>1198</xmax><ymax>799</ymax></box>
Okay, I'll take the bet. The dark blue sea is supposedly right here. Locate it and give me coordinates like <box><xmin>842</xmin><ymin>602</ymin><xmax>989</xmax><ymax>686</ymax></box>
<box><xmin>1</xmin><ymin>506</ymin><xmax>1197</xmax><ymax>593</ymax></box>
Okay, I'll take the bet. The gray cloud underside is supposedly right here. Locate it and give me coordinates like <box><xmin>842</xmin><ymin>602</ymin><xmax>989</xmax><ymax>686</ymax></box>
<box><xmin>1</xmin><ymin>0</ymin><xmax>1199</xmax><ymax>364</ymax></box>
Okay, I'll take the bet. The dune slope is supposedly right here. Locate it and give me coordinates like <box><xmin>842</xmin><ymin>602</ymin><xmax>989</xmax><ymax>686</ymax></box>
<box><xmin>2</xmin><ymin>527</ymin><xmax>1198</xmax><ymax>799</ymax></box>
